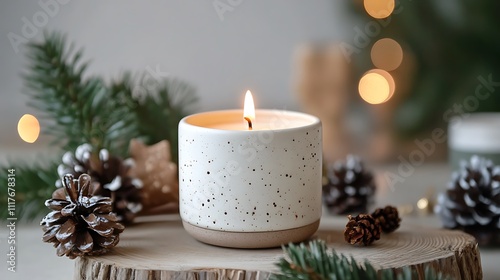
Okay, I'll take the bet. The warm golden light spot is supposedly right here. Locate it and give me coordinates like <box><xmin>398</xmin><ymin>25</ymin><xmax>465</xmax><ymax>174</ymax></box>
<box><xmin>417</xmin><ymin>198</ymin><xmax>429</xmax><ymax>210</ymax></box>
<box><xmin>371</xmin><ymin>38</ymin><xmax>403</xmax><ymax>71</ymax></box>
<box><xmin>370</xmin><ymin>69</ymin><xmax>396</xmax><ymax>100</ymax></box>
<box><xmin>17</xmin><ymin>114</ymin><xmax>40</xmax><ymax>143</ymax></box>
<box><xmin>358</xmin><ymin>69</ymin><xmax>395</xmax><ymax>104</ymax></box>
<box><xmin>363</xmin><ymin>0</ymin><xmax>395</xmax><ymax>19</ymax></box>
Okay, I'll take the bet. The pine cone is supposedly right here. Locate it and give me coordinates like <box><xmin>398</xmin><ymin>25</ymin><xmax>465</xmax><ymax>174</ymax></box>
<box><xmin>344</xmin><ymin>214</ymin><xmax>381</xmax><ymax>246</ymax></box>
<box><xmin>57</xmin><ymin>143</ymin><xmax>143</xmax><ymax>223</ymax></box>
<box><xmin>436</xmin><ymin>155</ymin><xmax>500</xmax><ymax>246</ymax></box>
<box><xmin>323</xmin><ymin>155</ymin><xmax>376</xmax><ymax>214</ymax></box>
<box><xmin>41</xmin><ymin>174</ymin><xmax>124</xmax><ymax>259</ymax></box>
<box><xmin>372</xmin><ymin>206</ymin><xmax>401</xmax><ymax>233</ymax></box>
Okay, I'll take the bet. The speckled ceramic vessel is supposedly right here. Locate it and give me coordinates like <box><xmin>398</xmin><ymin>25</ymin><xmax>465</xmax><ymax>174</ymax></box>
<box><xmin>178</xmin><ymin>109</ymin><xmax>322</xmax><ymax>248</ymax></box>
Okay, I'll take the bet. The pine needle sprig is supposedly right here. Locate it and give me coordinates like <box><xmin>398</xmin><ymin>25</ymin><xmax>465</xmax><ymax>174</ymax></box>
<box><xmin>272</xmin><ymin>240</ymin><xmax>449</xmax><ymax>280</ymax></box>
<box><xmin>1</xmin><ymin>32</ymin><xmax>197</xmax><ymax>220</ymax></box>
<box><xmin>109</xmin><ymin>73</ymin><xmax>197</xmax><ymax>162</ymax></box>
<box><xmin>23</xmin><ymin>31</ymin><xmax>196</xmax><ymax>158</ymax></box>
<box><xmin>0</xmin><ymin>161</ymin><xmax>59</xmax><ymax>221</ymax></box>
<box><xmin>23</xmin><ymin>32</ymin><xmax>138</xmax><ymax>156</ymax></box>
<box><xmin>134</xmin><ymin>76</ymin><xmax>197</xmax><ymax>163</ymax></box>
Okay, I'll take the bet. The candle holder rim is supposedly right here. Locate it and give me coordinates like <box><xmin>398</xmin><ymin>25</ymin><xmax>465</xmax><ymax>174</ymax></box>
<box><xmin>179</xmin><ymin>109</ymin><xmax>321</xmax><ymax>132</ymax></box>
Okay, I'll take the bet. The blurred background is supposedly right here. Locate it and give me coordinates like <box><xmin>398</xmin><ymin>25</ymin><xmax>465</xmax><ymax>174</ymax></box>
<box><xmin>2</xmin><ymin>0</ymin><xmax>499</xmax><ymax>166</ymax></box>
<box><xmin>0</xmin><ymin>0</ymin><xmax>351</xmax><ymax>163</ymax></box>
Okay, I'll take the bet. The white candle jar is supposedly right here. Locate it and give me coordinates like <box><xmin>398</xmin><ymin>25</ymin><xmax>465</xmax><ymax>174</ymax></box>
<box><xmin>449</xmin><ymin>113</ymin><xmax>500</xmax><ymax>170</ymax></box>
<box><xmin>178</xmin><ymin>109</ymin><xmax>322</xmax><ymax>248</ymax></box>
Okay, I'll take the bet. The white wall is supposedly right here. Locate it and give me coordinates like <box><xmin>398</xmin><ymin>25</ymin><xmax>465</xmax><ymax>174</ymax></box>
<box><xmin>0</xmin><ymin>0</ymin><xmax>352</xmax><ymax>162</ymax></box>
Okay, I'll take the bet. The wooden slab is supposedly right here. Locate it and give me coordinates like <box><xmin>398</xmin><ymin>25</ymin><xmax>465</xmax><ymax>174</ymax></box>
<box><xmin>74</xmin><ymin>215</ymin><xmax>482</xmax><ymax>280</ymax></box>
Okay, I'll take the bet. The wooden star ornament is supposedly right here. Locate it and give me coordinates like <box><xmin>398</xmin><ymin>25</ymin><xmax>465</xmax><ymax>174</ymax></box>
<box><xmin>128</xmin><ymin>139</ymin><xmax>179</xmax><ymax>215</ymax></box>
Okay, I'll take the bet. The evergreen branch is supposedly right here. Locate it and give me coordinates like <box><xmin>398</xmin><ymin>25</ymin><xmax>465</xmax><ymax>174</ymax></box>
<box><xmin>109</xmin><ymin>73</ymin><xmax>197</xmax><ymax>162</ymax></box>
<box><xmin>0</xmin><ymin>161</ymin><xmax>59</xmax><ymax>221</ymax></box>
<box><xmin>23</xmin><ymin>32</ymin><xmax>138</xmax><ymax>156</ymax></box>
<box><xmin>2</xmin><ymin>31</ymin><xmax>197</xmax><ymax>220</ymax></box>
<box><xmin>135</xmin><ymin>76</ymin><xmax>197</xmax><ymax>163</ymax></box>
<box><xmin>272</xmin><ymin>240</ymin><xmax>449</xmax><ymax>280</ymax></box>
<box><xmin>23</xmin><ymin>31</ymin><xmax>196</xmax><ymax>158</ymax></box>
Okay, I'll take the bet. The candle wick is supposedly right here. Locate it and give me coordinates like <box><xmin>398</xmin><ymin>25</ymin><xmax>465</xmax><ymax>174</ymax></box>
<box><xmin>244</xmin><ymin>117</ymin><xmax>253</xmax><ymax>130</ymax></box>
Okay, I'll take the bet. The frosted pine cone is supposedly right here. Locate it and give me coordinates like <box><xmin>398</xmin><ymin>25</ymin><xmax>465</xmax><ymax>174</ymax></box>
<box><xmin>57</xmin><ymin>144</ymin><xmax>142</xmax><ymax>223</ymax></box>
<box><xmin>436</xmin><ymin>155</ymin><xmax>500</xmax><ymax>246</ymax></box>
<box><xmin>323</xmin><ymin>155</ymin><xmax>376</xmax><ymax>214</ymax></box>
<box><xmin>41</xmin><ymin>174</ymin><xmax>124</xmax><ymax>259</ymax></box>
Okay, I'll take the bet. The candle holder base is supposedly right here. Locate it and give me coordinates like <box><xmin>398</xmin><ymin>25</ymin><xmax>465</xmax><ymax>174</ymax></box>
<box><xmin>182</xmin><ymin>220</ymin><xmax>320</xmax><ymax>249</ymax></box>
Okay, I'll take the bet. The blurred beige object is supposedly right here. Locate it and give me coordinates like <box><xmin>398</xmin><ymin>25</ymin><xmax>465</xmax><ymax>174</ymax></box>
<box><xmin>128</xmin><ymin>139</ymin><xmax>179</xmax><ymax>215</ymax></box>
<box><xmin>294</xmin><ymin>43</ymin><xmax>351</xmax><ymax>165</ymax></box>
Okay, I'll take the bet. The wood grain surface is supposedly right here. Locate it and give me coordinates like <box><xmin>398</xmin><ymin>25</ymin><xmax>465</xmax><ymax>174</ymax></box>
<box><xmin>74</xmin><ymin>215</ymin><xmax>482</xmax><ymax>280</ymax></box>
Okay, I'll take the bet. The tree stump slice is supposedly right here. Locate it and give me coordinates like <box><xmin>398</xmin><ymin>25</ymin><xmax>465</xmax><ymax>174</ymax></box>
<box><xmin>74</xmin><ymin>215</ymin><xmax>481</xmax><ymax>280</ymax></box>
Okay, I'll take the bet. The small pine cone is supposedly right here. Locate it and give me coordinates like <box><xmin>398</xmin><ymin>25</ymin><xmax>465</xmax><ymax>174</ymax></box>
<box><xmin>436</xmin><ymin>155</ymin><xmax>500</xmax><ymax>246</ymax></box>
<box><xmin>57</xmin><ymin>143</ymin><xmax>143</xmax><ymax>223</ymax></box>
<box><xmin>41</xmin><ymin>174</ymin><xmax>124</xmax><ymax>259</ymax></box>
<box><xmin>322</xmin><ymin>155</ymin><xmax>376</xmax><ymax>214</ymax></box>
<box><xmin>344</xmin><ymin>214</ymin><xmax>381</xmax><ymax>246</ymax></box>
<box><xmin>372</xmin><ymin>206</ymin><xmax>401</xmax><ymax>233</ymax></box>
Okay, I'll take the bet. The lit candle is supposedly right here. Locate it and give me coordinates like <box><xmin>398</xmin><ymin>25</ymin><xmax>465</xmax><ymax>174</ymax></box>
<box><xmin>178</xmin><ymin>91</ymin><xmax>322</xmax><ymax>248</ymax></box>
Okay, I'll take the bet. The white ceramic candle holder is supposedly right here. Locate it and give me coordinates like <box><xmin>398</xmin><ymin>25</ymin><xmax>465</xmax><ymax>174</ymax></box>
<box><xmin>449</xmin><ymin>113</ymin><xmax>500</xmax><ymax>169</ymax></box>
<box><xmin>178</xmin><ymin>109</ymin><xmax>322</xmax><ymax>248</ymax></box>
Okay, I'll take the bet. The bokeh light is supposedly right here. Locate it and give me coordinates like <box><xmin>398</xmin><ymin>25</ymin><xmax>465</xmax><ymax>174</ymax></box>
<box><xmin>371</xmin><ymin>38</ymin><xmax>403</xmax><ymax>71</ymax></box>
<box><xmin>417</xmin><ymin>198</ymin><xmax>429</xmax><ymax>210</ymax></box>
<box><xmin>358</xmin><ymin>69</ymin><xmax>395</xmax><ymax>104</ymax></box>
<box><xmin>371</xmin><ymin>69</ymin><xmax>396</xmax><ymax>100</ymax></box>
<box><xmin>17</xmin><ymin>114</ymin><xmax>40</xmax><ymax>143</ymax></box>
<box><xmin>363</xmin><ymin>0</ymin><xmax>395</xmax><ymax>19</ymax></box>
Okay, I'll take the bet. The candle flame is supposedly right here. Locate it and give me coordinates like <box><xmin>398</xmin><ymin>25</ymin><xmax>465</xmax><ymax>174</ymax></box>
<box><xmin>244</xmin><ymin>90</ymin><xmax>255</xmax><ymax>127</ymax></box>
